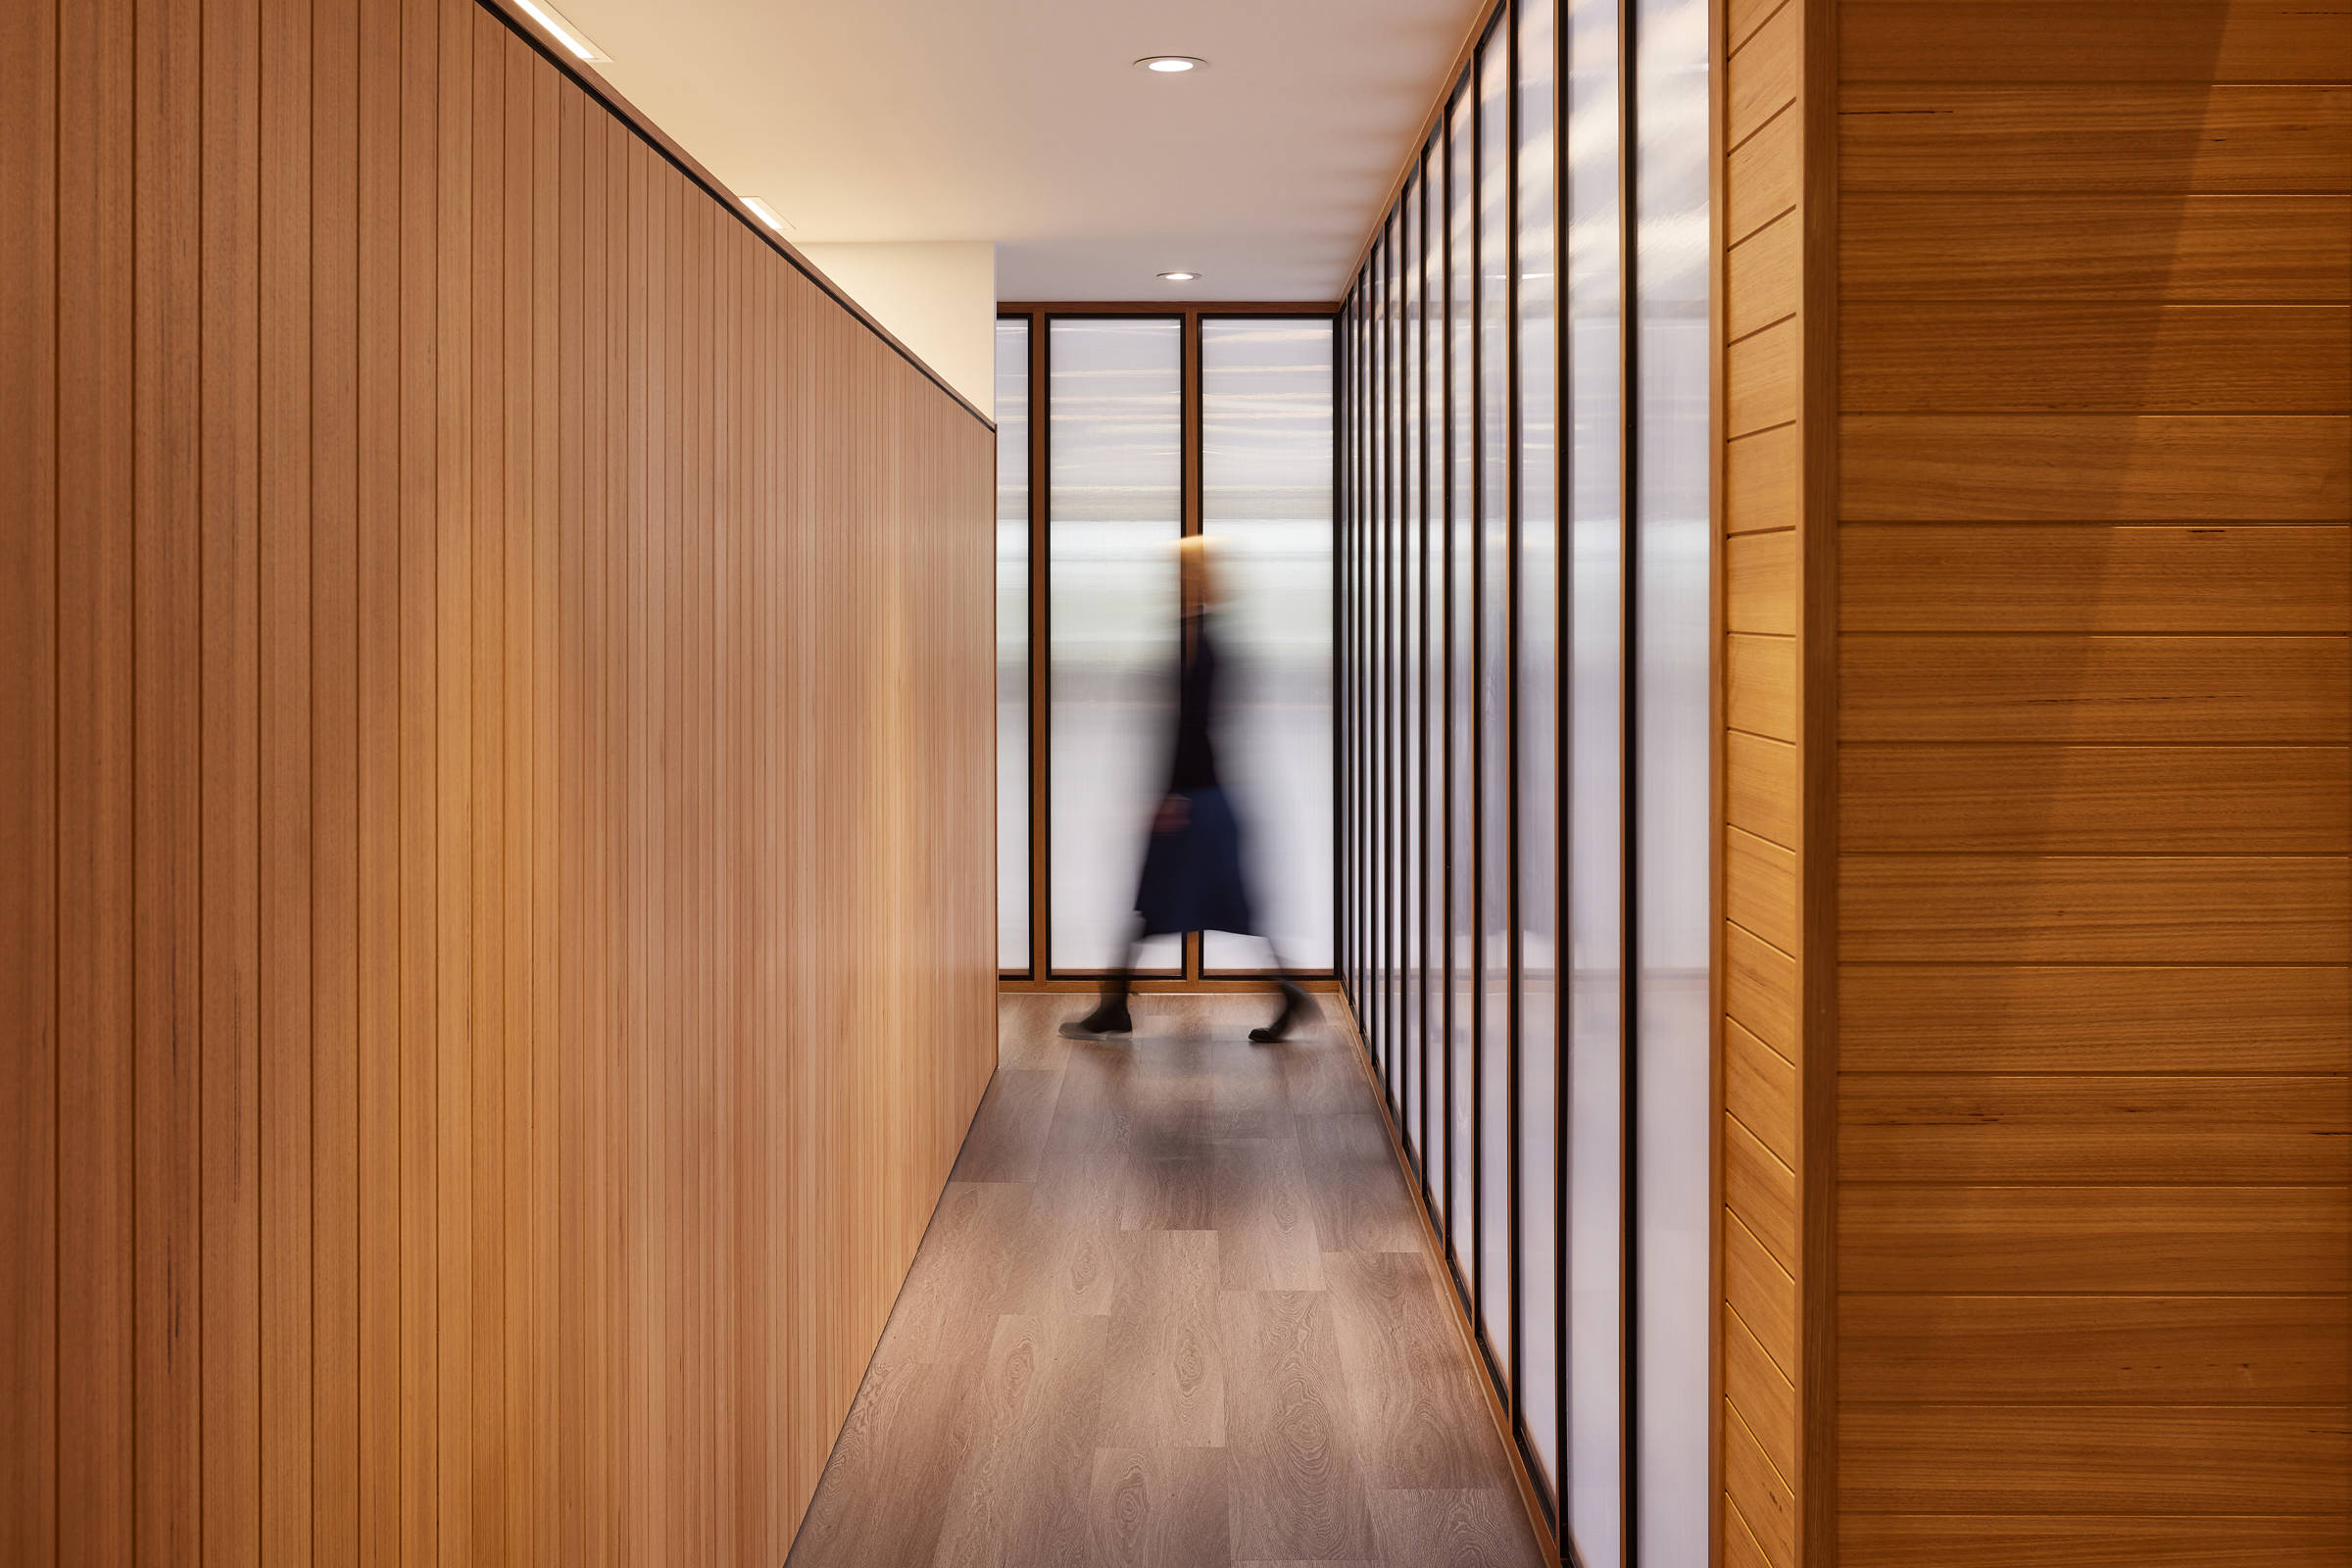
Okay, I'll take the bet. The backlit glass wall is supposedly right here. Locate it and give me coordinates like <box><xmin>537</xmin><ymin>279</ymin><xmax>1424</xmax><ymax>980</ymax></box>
<box><xmin>1000</xmin><ymin>314</ymin><xmax>1336</xmax><ymax>983</ymax></box>
<box><xmin>996</xmin><ymin>320</ymin><xmax>1031</xmax><ymax>970</ymax></box>
<box><xmin>1564</xmin><ymin>0</ymin><xmax>1627</xmax><ymax>1550</ymax></box>
<box><xmin>1046</xmin><ymin>318</ymin><xmax>1183</xmax><ymax>974</ymax></box>
<box><xmin>1335</xmin><ymin>0</ymin><xmax>1710</xmax><ymax>1557</ymax></box>
<box><xmin>1200</xmin><ymin>320</ymin><xmax>1336</xmax><ymax>972</ymax></box>
<box><xmin>1633</xmin><ymin>0</ymin><xmax>1715</xmax><ymax>1556</ymax></box>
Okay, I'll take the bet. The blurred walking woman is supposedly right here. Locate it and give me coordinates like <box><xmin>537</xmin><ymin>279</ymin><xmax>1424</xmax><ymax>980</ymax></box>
<box><xmin>1061</xmin><ymin>537</ymin><xmax>1312</xmax><ymax>1044</ymax></box>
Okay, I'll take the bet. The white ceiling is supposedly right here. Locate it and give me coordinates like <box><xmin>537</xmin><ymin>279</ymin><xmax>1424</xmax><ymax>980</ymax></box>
<box><xmin>555</xmin><ymin>0</ymin><xmax>1486</xmax><ymax>302</ymax></box>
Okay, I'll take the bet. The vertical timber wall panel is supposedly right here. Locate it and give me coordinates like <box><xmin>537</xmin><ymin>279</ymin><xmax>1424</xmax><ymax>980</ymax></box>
<box><xmin>1832</xmin><ymin>2</ymin><xmax>2352</xmax><ymax>1565</ymax></box>
<box><xmin>1</xmin><ymin>0</ymin><xmax>1000</xmax><ymax>1563</ymax></box>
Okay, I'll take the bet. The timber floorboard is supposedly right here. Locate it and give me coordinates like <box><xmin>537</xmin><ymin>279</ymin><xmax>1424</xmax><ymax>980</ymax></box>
<box><xmin>785</xmin><ymin>994</ymin><xmax>1544</xmax><ymax>1568</ymax></box>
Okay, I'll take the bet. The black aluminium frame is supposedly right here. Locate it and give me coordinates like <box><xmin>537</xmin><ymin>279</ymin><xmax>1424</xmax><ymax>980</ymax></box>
<box><xmin>1616</xmin><ymin>0</ymin><xmax>1642</xmax><ymax>1552</ymax></box>
<box><xmin>998</xmin><ymin>308</ymin><xmax>1342</xmax><ymax>986</ymax></box>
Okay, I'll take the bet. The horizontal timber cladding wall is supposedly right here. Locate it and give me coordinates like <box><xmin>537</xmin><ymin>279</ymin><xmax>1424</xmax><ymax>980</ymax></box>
<box><xmin>1832</xmin><ymin>3</ymin><xmax>2352</xmax><ymax>1567</ymax></box>
<box><xmin>0</xmin><ymin>0</ymin><xmax>998</xmax><ymax>1563</ymax></box>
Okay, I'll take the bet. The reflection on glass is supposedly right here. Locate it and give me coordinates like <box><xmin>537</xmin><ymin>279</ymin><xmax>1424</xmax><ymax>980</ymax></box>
<box><xmin>1200</xmin><ymin>319</ymin><xmax>1334</xmax><ymax>973</ymax></box>
<box><xmin>1446</xmin><ymin>86</ymin><xmax>1480</xmax><ymax>1291</ymax></box>
<box><xmin>997</xmin><ymin>319</ymin><xmax>1031</xmax><ymax>971</ymax></box>
<box><xmin>1048</xmin><ymin>318</ymin><xmax>1183</xmax><ymax>972</ymax></box>
<box><xmin>1636</xmin><ymin>0</ymin><xmax>1715</xmax><ymax>1555</ymax></box>
<box><xmin>1565</xmin><ymin>0</ymin><xmax>1627</xmax><ymax>1557</ymax></box>
<box><xmin>1516</xmin><ymin>0</ymin><xmax>1561</xmax><ymax>1491</ymax></box>
<box><xmin>1475</xmin><ymin>23</ymin><xmax>1514</xmax><ymax>1374</ymax></box>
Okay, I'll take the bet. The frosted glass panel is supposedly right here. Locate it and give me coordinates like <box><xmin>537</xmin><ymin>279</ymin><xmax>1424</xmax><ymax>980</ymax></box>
<box><xmin>1325</xmin><ymin>0</ymin><xmax>1715</xmax><ymax>1540</ymax></box>
<box><xmin>1636</xmin><ymin>0</ymin><xmax>1715</xmax><ymax>1556</ymax></box>
<box><xmin>1400</xmin><ymin>175</ymin><xmax>1424</xmax><ymax>1146</ymax></box>
<box><xmin>997</xmin><ymin>320</ymin><xmax>1031</xmax><ymax>971</ymax></box>
<box><xmin>1420</xmin><ymin>141</ymin><xmax>1449</xmax><ymax>1220</ymax></box>
<box><xmin>1475</xmin><ymin>26</ymin><xmax>1513</xmax><ymax>1372</ymax></box>
<box><xmin>1350</xmin><ymin>298</ymin><xmax>1369</xmax><ymax>1004</ymax></box>
<box><xmin>1373</xmin><ymin>220</ymin><xmax>1392</xmax><ymax>1104</ymax></box>
<box><xmin>1446</xmin><ymin>87</ymin><xmax>1479</xmax><ymax>1293</ymax></box>
<box><xmin>1371</xmin><ymin>271</ymin><xmax>1385</xmax><ymax>1009</ymax></box>
<box><xmin>1048</xmin><ymin>318</ymin><xmax>1183</xmax><ymax>973</ymax></box>
<box><xmin>1565</xmin><ymin>0</ymin><xmax>1627</xmax><ymax>1557</ymax></box>
<box><xmin>1345</xmin><ymin>303</ymin><xmax>1364</xmax><ymax>1001</ymax></box>
<box><xmin>1200</xmin><ymin>319</ymin><xmax>1334</xmax><ymax>973</ymax></box>
<box><xmin>1515</xmin><ymin>0</ymin><xmax>1561</xmax><ymax>1492</ymax></box>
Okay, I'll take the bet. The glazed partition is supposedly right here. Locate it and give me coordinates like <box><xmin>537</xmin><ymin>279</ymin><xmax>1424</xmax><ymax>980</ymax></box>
<box><xmin>1333</xmin><ymin>0</ymin><xmax>1712</xmax><ymax>1559</ymax></box>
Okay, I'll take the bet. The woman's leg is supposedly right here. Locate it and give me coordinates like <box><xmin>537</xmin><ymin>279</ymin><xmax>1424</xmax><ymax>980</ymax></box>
<box><xmin>1250</xmin><ymin>935</ymin><xmax>1314</xmax><ymax>1044</ymax></box>
<box><xmin>1060</xmin><ymin>931</ymin><xmax>1144</xmax><ymax>1038</ymax></box>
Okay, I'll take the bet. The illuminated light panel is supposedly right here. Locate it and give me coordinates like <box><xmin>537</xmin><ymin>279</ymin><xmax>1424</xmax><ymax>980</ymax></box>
<box><xmin>515</xmin><ymin>0</ymin><xmax>609</xmax><ymax>62</ymax></box>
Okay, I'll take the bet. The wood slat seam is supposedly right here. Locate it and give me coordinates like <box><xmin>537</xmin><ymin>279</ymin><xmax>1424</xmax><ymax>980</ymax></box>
<box><xmin>1730</xmin><ymin>0</ymin><xmax>1796</xmax><ymax>58</ymax></box>
<box><xmin>1730</xmin><ymin>1109</ymin><xmax>1802</xmax><ymax>1188</ymax></box>
<box><xmin>1725</xmin><ymin>918</ymin><xmax>1800</xmax><ymax>968</ymax></box>
<box><xmin>1731</xmin><ymin>96</ymin><xmax>1800</xmax><ymax>159</ymax></box>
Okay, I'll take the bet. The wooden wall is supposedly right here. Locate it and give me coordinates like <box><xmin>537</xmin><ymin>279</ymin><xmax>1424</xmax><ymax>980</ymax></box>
<box><xmin>1720</xmin><ymin>0</ymin><xmax>2352</xmax><ymax>1563</ymax></box>
<box><xmin>0</xmin><ymin>0</ymin><xmax>1000</xmax><ymax>1563</ymax></box>
<box><xmin>1720</xmin><ymin>0</ymin><xmax>1824</xmax><ymax>1562</ymax></box>
<box><xmin>1832</xmin><ymin>0</ymin><xmax>2350</xmax><ymax>1559</ymax></box>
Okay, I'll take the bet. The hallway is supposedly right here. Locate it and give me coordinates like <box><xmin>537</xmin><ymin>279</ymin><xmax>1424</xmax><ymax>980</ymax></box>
<box><xmin>11</xmin><ymin>0</ymin><xmax>2347</xmax><ymax>1561</ymax></box>
<box><xmin>786</xmin><ymin>995</ymin><xmax>1547</xmax><ymax>1567</ymax></box>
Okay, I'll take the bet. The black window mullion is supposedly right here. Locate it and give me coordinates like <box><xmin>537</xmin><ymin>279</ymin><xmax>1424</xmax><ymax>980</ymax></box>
<box><xmin>1504</xmin><ymin>0</ymin><xmax>1527</xmax><ymax>1462</ymax></box>
<box><xmin>1550</xmin><ymin>0</ymin><xmax>1572</xmax><ymax>1503</ymax></box>
<box><xmin>1618</xmin><ymin>0</ymin><xmax>1642</xmax><ymax>1549</ymax></box>
<box><xmin>1467</xmin><ymin>20</ymin><xmax>1488</xmax><ymax>1357</ymax></box>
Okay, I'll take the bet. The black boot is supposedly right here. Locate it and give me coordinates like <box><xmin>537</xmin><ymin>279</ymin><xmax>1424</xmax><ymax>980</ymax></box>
<box><xmin>1059</xmin><ymin>970</ymin><xmax>1133</xmax><ymax>1039</ymax></box>
<box><xmin>1250</xmin><ymin>981</ymin><xmax>1313</xmax><ymax>1044</ymax></box>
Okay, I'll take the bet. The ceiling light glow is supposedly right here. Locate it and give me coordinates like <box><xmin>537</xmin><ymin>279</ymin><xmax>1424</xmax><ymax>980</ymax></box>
<box><xmin>1158</xmin><ymin>271</ymin><xmax>1200</xmax><ymax>282</ymax></box>
<box><xmin>514</xmin><ymin>0</ymin><xmax>608</xmax><ymax>62</ymax></box>
<box><xmin>742</xmin><ymin>197</ymin><xmax>791</xmax><ymax>233</ymax></box>
<box><xmin>1135</xmin><ymin>56</ymin><xmax>1205</xmax><ymax>73</ymax></box>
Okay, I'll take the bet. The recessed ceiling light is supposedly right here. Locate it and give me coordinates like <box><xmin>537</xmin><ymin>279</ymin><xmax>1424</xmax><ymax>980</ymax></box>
<box><xmin>1158</xmin><ymin>271</ymin><xmax>1200</xmax><ymax>283</ymax></box>
<box><xmin>1135</xmin><ymin>56</ymin><xmax>1206</xmax><ymax>74</ymax></box>
<box><xmin>742</xmin><ymin>197</ymin><xmax>792</xmax><ymax>233</ymax></box>
<box><xmin>514</xmin><ymin>0</ymin><xmax>608</xmax><ymax>62</ymax></box>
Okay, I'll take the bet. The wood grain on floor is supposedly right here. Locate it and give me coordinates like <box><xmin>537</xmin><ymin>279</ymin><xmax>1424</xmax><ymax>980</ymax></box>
<box><xmin>786</xmin><ymin>995</ymin><xmax>1548</xmax><ymax>1568</ymax></box>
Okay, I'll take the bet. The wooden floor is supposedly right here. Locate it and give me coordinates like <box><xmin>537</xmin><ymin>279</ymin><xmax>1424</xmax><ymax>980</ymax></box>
<box><xmin>785</xmin><ymin>993</ymin><xmax>1549</xmax><ymax>1568</ymax></box>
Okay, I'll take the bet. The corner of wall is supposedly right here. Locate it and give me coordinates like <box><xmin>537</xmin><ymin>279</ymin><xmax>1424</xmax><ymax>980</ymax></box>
<box><xmin>792</xmin><ymin>240</ymin><xmax>998</xmax><ymax>419</ymax></box>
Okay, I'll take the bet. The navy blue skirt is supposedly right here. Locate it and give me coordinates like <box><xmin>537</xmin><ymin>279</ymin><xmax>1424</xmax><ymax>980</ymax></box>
<box><xmin>1134</xmin><ymin>786</ymin><xmax>1256</xmax><ymax>938</ymax></box>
